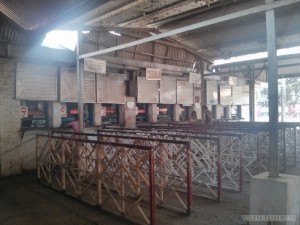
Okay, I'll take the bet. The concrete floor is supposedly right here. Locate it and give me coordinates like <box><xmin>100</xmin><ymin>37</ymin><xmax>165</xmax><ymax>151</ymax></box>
<box><xmin>0</xmin><ymin>172</ymin><xmax>252</xmax><ymax>225</ymax></box>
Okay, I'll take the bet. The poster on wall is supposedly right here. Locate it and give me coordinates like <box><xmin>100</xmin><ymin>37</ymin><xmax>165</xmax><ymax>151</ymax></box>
<box><xmin>61</xmin><ymin>105</ymin><xmax>67</xmax><ymax>117</ymax></box>
<box><xmin>177</xmin><ymin>81</ymin><xmax>193</xmax><ymax>104</ymax></box>
<box><xmin>20</xmin><ymin>106</ymin><xmax>28</xmax><ymax>118</ymax></box>
<box><xmin>16</xmin><ymin>63</ymin><xmax>57</xmax><ymax>101</ymax></box>
<box><xmin>101</xmin><ymin>107</ymin><xmax>106</xmax><ymax>116</ymax></box>
<box><xmin>137</xmin><ymin>77</ymin><xmax>159</xmax><ymax>103</ymax></box>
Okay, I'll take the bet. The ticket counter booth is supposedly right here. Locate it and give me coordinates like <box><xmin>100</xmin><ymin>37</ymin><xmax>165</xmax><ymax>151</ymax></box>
<box><xmin>136</xmin><ymin>104</ymin><xmax>148</xmax><ymax>123</ymax></box>
<box><xmin>21</xmin><ymin>101</ymin><xmax>48</xmax><ymax>128</ymax></box>
<box><xmin>179</xmin><ymin>105</ymin><xmax>191</xmax><ymax>122</ymax></box>
<box><xmin>61</xmin><ymin>102</ymin><xmax>94</xmax><ymax>126</ymax></box>
<box><xmin>157</xmin><ymin>104</ymin><xmax>173</xmax><ymax>122</ymax></box>
<box><xmin>101</xmin><ymin>104</ymin><xmax>119</xmax><ymax>125</ymax></box>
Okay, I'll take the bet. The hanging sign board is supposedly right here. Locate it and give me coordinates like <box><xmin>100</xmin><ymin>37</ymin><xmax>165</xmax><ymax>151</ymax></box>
<box><xmin>189</xmin><ymin>72</ymin><xmax>201</xmax><ymax>84</ymax></box>
<box><xmin>20</xmin><ymin>106</ymin><xmax>28</xmax><ymax>118</ymax></box>
<box><xmin>84</xmin><ymin>58</ymin><xmax>106</xmax><ymax>74</ymax></box>
<box><xmin>146</xmin><ymin>68</ymin><xmax>161</xmax><ymax>80</ymax></box>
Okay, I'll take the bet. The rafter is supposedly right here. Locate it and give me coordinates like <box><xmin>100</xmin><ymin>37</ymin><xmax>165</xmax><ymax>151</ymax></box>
<box><xmin>78</xmin><ymin>0</ymin><xmax>300</xmax><ymax>61</ymax></box>
<box><xmin>119</xmin><ymin>0</ymin><xmax>219</xmax><ymax>27</ymax></box>
<box><xmin>85</xmin><ymin>0</ymin><xmax>148</xmax><ymax>26</ymax></box>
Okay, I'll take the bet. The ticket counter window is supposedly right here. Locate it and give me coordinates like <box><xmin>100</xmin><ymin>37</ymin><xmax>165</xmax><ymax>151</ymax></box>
<box><xmin>179</xmin><ymin>105</ymin><xmax>190</xmax><ymax>121</ymax></box>
<box><xmin>61</xmin><ymin>103</ymin><xmax>93</xmax><ymax>126</ymax></box>
<box><xmin>157</xmin><ymin>104</ymin><xmax>173</xmax><ymax>122</ymax></box>
<box><xmin>84</xmin><ymin>103</ymin><xmax>94</xmax><ymax>126</ymax></box>
<box><xmin>61</xmin><ymin>103</ymin><xmax>78</xmax><ymax>125</ymax></box>
<box><xmin>21</xmin><ymin>101</ymin><xmax>48</xmax><ymax>128</ymax></box>
<box><xmin>136</xmin><ymin>104</ymin><xmax>148</xmax><ymax>122</ymax></box>
<box><xmin>102</xmin><ymin>104</ymin><xmax>119</xmax><ymax>124</ymax></box>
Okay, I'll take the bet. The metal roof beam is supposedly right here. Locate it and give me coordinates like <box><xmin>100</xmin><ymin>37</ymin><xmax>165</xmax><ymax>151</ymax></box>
<box><xmin>35</xmin><ymin>0</ymin><xmax>108</xmax><ymax>38</ymax></box>
<box><xmin>119</xmin><ymin>0</ymin><xmax>219</xmax><ymax>27</ymax></box>
<box><xmin>85</xmin><ymin>0</ymin><xmax>148</xmax><ymax>26</ymax></box>
<box><xmin>147</xmin><ymin>0</ymin><xmax>240</xmax><ymax>28</ymax></box>
<box><xmin>79</xmin><ymin>0</ymin><xmax>300</xmax><ymax>60</ymax></box>
<box><xmin>97</xmin><ymin>55</ymin><xmax>197</xmax><ymax>74</ymax></box>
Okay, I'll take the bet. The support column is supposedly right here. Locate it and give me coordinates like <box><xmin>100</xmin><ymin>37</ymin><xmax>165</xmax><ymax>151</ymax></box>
<box><xmin>249</xmin><ymin>66</ymin><xmax>255</xmax><ymax>122</ymax></box>
<box><xmin>94</xmin><ymin>103</ymin><xmax>102</xmax><ymax>126</ymax></box>
<box><xmin>48</xmin><ymin>102</ymin><xmax>62</xmax><ymax>128</ymax></box>
<box><xmin>173</xmin><ymin>105</ymin><xmax>181</xmax><ymax>122</ymax></box>
<box><xmin>148</xmin><ymin>104</ymin><xmax>158</xmax><ymax>123</ymax></box>
<box><xmin>119</xmin><ymin>97</ymin><xmax>136</xmax><ymax>128</ymax></box>
<box><xmin>77</xmin><ymin>31</ymin><xmax>84</xmax><ymax>132</ymax></box>
<box><xmin>250</xmin><ymin>2</ymin><xmax>300</xmax><ymax>224</ymax></box>
<box><xmin>266</xmin><ymin>0</ymin><xmax>279</xmax><ymax>177</ymax></box>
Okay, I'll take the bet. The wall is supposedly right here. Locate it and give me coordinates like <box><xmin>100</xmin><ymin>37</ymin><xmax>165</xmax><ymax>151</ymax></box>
<box><xmin>0</xmin><ymin>59</ymin><xmax>50</xmax><ymax>176</ymax></box>
<box><xmin>0</xmin><ymin>59</ymin><xmax>22</xmax><ymax>176</ymax></box>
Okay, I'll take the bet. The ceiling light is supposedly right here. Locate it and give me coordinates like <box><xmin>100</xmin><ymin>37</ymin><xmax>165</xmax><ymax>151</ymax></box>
<box><xmin>109</xmin><ymin>31</ymin><xmax>121</xmax><ymax>36</ymax></box>
<box><xmin>81</xmin><ymin>31</ymin><xmax>90</xmax><ymax>34</ymax></box>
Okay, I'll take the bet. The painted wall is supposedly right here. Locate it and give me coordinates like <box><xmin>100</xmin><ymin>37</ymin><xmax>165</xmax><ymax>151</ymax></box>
<box><xmin>0</xmin><ymin>59</ymin><xmax>52</xmax><ymax>176</ymax></box>
<box><xmin>0</xmin><ymin>59</ymin><xmax>22</xmax><ymax>176</ymax></box>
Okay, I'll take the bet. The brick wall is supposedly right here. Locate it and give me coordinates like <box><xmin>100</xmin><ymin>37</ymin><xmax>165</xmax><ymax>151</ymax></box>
<box><xmin>0</xmin><ymin>59</ymin><xmax>22</xmax><ymax>176</ymax></box>
<box><xmin>0</xmin><ymin>59</ymin><xmax>49</xmax><ymax>176</ymax></box>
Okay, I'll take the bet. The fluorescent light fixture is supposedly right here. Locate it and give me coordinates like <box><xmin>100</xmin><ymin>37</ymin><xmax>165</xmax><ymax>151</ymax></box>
<box><xmin>41</xmin><ymin>30</ymin><xmax>78</xmax><ymax>51</ymax></box>
<box><xmin>214</xmin><ymin>46</ymin><xmax>300</xmax><ymax>66</ymax></box>
<box><xmin>81</xmin><ymin>31</ymin><xmax>90</xmax><ymax>34</ymax></box>
<box><xmin>109</xmin><ymin>31</ymin><xmax>121</xmax><ymax>36</ymax></box>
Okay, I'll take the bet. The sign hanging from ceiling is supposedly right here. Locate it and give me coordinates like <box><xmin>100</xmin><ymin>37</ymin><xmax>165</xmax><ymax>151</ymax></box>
<box><xmin>84</xmin><ymin>58</ymin><xmax>106</xmax><ymax>74</ymax></box>
<box><xmin>146</xmin><ymin>68</ymin><xmax>161</xmax><ymax>80</ymax></box>
<box><xmin>189</xmin><ymin>72</ymin><xmax>201</xmax><ymax>84</ymax></box>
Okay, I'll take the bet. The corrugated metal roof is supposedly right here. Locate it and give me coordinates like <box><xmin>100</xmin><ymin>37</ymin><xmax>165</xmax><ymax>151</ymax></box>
<box><xmin>0</xmin><ymin>0</ymin><xmax>85</xmax><ymax>31</ymax></box>
<box><xmin>0</xmin><ymin>0</ymin><xmax>299</xmax><ymax>61</ymax></box>
<box><xmin>0</xmin><ymin>16</ymin><xmax>29</xmax><ymax>44</ymax></box>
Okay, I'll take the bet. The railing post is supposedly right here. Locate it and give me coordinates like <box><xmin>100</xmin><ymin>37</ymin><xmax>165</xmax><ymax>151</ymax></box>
<box><xmin>239</xmin><ymin>137</ymin><xmax>243</xmax><ymax>192</ymax></box>
<box><xmin>293</xmin><ymin>127</ymin><xmax>297</xmax><ymax>167</ymax></box>
<box><xmin>149</xmin><ymin>150</ymin><xmax>156</xmax><ymax>225</ymax></box>
<box><xmin>96</xmin><ymin>144</ymin><xmax>103</xmax><ymax>206</ymax></box>
<box><xmin>61</xmin><ymin>140</ymin><xmax>66</xmax><ymax>191</ymax></box>
<box><xmin>36</xmin><ymin>135</ymin><xmax>41</xmax><ymax>180</ymax></box>
<box><xmin>217</xmin><ymin>140</ymin><xmax>222</xmax><ymax>202</ymax></box>
<box><xmin>186</xmin><ymin>143</ymin><xmax>192</xmax><ymax>216</ymax></box>
<box><xmin>283</xmin><ymin>129</ymin><xmax>286</xmax><ymax>172</ymax></box>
